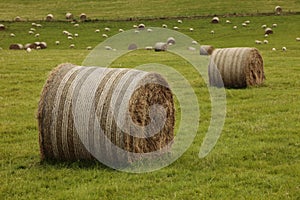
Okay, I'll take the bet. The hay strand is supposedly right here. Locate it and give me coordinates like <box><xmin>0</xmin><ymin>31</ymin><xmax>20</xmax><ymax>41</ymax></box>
<box><xmin>208</xmin><ymin>47</ymin><xmax>265</xmax><ymax>88</ymax></box>
<box><xmin>38</xmin><ymin>64</ymin><xmax>175</xmax><ymax>163</ymax></box>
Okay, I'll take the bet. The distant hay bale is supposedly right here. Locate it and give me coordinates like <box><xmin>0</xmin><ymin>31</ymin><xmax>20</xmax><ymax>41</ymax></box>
<box><xmin>80</xmin><ymin>13</ymin><xmax>87</xmax><ymax>21</ymax></box>
<box><xmin>15</xmin><ymin>16</ymin><xmax>21</xmax><ymax>22</ymax></box>
<box><xmin>65</xmin><ymin>12</ymin><xmax>73</xmax><ymax>20</ymax></box>
<box><xmin>46</xmin><ymin>14</ymin><xmax>54</xmax><ymax>21</ymax></box>
<box><xmin>275</xmin><ymin>6</ymin><xmax>282</xmax><ymax>15</ymax></box>
<box><xmin>211</xmin><ymin>17</ymin><xmax>220</xmax><ymax>23</ymax></box>
<box><xmin>265</xmin><ymin>28</ymin><xmax>273</xmax><ymax>34</ymax></box>
<box><xmin>208</xmin><ymin>48</ymin><xmax>265</xmax><ymax>88</ymax></box>
<box><xmin>128</xmin><ymin>43</ymin><xmax>138</xmax><ymax>50</ymax></box>
<box><xmin>9</xmin><ymin>43</ymin><xmax>23</xmax><ymax>50</ymax></box>
<box><xmin>38</xmin><ymin>64</ymin><xmax>175</xmax><ymax>163</ymax></box>
<box><xmin>0</xmin><ymin>24</ymin><xmax>5</xmax><ymax>31</ymax></box>
<box><xmin>154</xmin><ymin>42</ymin><xmax>168</xmax><ymax>51</ymax></box>
<box><xmin>200</xmin><ymin>45</ymin><xmax>215</xmax><ymax>55</ymax></box>
<box><xmin>167</xmin><ymin>37</ymin><xmax>176</xmax><ymax>45</ymax></box>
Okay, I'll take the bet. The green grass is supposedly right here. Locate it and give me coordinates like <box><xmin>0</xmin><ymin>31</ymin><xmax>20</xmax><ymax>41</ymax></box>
<box><xmin>1</xmin><ymin>4</ymin><xmax>300</xmax><ymax>200</ymax></box>
<box><xmin>0</xmin><ymin>0</ymin><xmax>299</xmax><ymax>21</ymax></box>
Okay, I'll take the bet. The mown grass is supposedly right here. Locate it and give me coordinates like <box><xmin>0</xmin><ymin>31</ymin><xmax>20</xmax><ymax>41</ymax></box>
<box><xmin>0</xmin><ymin>0</ymin><xmax>299</xmax><ymax>21</ymax></box>
<box><xmin>0</xmin><ymin>10</ymin><xmax>300</xmax><ymax>200</ymax></box>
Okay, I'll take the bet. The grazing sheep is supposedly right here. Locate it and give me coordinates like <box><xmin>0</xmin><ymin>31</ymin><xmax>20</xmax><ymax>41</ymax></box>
<box><xmin>39</xmin><ymin>42</ymin><xmax>47</xmax><ymax>49</ymax></box>
<box><xmin>24</xmin><ymin>43</ymin><xmax>31</xmax><ymax>49</ymax></box>
<box><xmin>263</xmin><ymin>40</ymin><xmax>269</xmax><ymax>44</ymax></box>
<box><xmin>30</xmin><ymin>28</ymin><xmax>36</xmax><ymax>32</ymax></box>
<box><xmin>55</xmin><ymin>41</ymin><xmax>60</xmax><ymax>45</ymax></box>
<box><xmin>272</xmin><ymin>48</ymin><xmax>276</xmax><ymax>51</ymax></box>
<box><xmin>28</xmin><ymin>30</ymin><xmax>34</xmax><ymax>35</ymax></box>
<box><xmin>282</xmin><ymin>47</ymin><xmax>287</xmax><ymax>51</ymax></box>
<box><xmin>63</xmin><ymin>30</ymin><xmax>69</xmax><ymax>35</ymax></box>
<box><xmin>242</xmin><ymin>23</ymin><xmax>247</xmax><ymax>27</ymax></box>
<box><xmin>86</xmin><ymin>46</ymin><xmax>92</xmax><ymax>50</ymax></box>
<box><xmin>102</xmin><ymin>34</ymin><xmax>108</xmax><ymax>38</ymax></box>
<box><xmin>177</xmin><ymin>19</ymin><xmax>183</xmax><ymax>23</ymax></box>
<box><xmin>95</xmin><ymin>29</ymin><xmax>100</xmax><ymax>33</ymax></box>
<box><xmin>80</xmin><ymin>13</ymin><xmax>87</xmax><ymax>21</ymax></box>
<box><xmin>265</xmin><ymin>28</ymin><xmax>273</xmax><ymax>34</ymax></box>
<box><xmin>26</xmin><ymin>48</ymin><xmax>32</xmax><ymax>53</ymax></box>
<box><xmin>275</xmin><ymin>6</ymin><xmax>282</xmax><ymax>15</ymax></box>
<box><xmin>66</xmin><ymin>12</ymin><xmax>73</xmax><ymax>20</ymax></box>
<box><xmin>133</xmin><ymin>25</ymin><xmax>138</xmax><ymax>28</ymax></box>
<box><xmin>105</xmin><ymin>46</ymin><xmax>112</xmax><ymax>50</ymax></box>
<box><xmin>74</xmin><ymin>33</ymin><xmax>79</xmax><ymax>37</ymax></box>
<box><xmin>162</xmin><ymin>24</ymin><xmax>168</xmax><ymax>28</ymax></box>
<box><xmin>189</xmin><ymin>28</ymin><xmax>194</xmax><ymax>32</ymax></box>
<box><xmin>31</xmin><ymin>22</ymin><xmax>37</xmax><ymax>27</ymax></box>
<box><xmin>211</xmin><ymin>30</ymin><xmax>215</xmax><ymax>34</ymax></box>
<box><xmin>104</xmin><ymin>27</ymin><xmax>111</xmax><ymax>31</ymax></box>
<box><xmin>211</xmin><ymin>17</ymin><xmax>219</xmax><ymax>23</ymax></box>
<box><xmin>0</xmin><ymin>24</ymin><xmax>5</xmax><ymax>31</ymax></box>
<box><xmin>233</xmin><ymin>25</ymin><xmax>237</xmax><ymax>29</ymax></box>
<box><xmin>46</xmin><ymin>14</ymin><xmax>54</xmax><ymax>21</ymax></box>
<box><xmin>173</xmin><ymin>26</ymin><xmax>179</xmax><ymax>30</ymax></box>
<box><xmin>245</xmin><ymin>20</ymin><xmax>250</xmax><ymax>24</ymax></box>
<box><xmin>36</xmin><ymin>24</ymin><xmax>42</xmax><ymax>28</ymax></box>
<box><xmin>226</xmin><ymin>20</ymin><xmax>231</xmax><ymax>24</ymax></box>
<box><xmin>35</xmin><ymin>33</ymin><xmax>40</xmax><ymax>37</ymax></box>
<box><xmin>15</xmin><ymin>16</ymin><xmax>21</xmax><ymax>22</ymax></box>
<box><xmin>69</xmin><ymin>44</ymin><xmax>75</xmax><ymax>48</ymax></box>
<box><xmin>74</xmin><ymin>23</ymin><xmax>79</xmax><ymax>27</ymax></box>
<box><xmin>10</xmin><ymin>33</ymin><xmax>15</xmax><ymax>37</ymax></box>
<box><xmin>167</xmin><ymin>37</ymin><xmax>176</xmax><ymax>45</ymax></box>
<box><xmin>67</xmin><ymin>36</ymin><xmax>73</xmax><ymax>40</ymax></box>
<box><xmin>265</xmin><ymin>34</ymin><xmax>269</xmax><ymax>37</ymax></box>
<box><xmin>272</xmin><ymin>23</ymin><xmax>277</xmax><ymax>28</ymax></box>
<box><xmin>296</xmin><ymin>37</ymin><xmax>300</xmax><ymax>41</ymax></box>
<box><xmin>67</xmin><ymin>32</ymin><xmax>73</xmax><ymax>37</ymax></box>
<box><xmin>191</xmin><ymin>40</ymin><xmax>198</xmax><ymax>45</ymax></box>
<box><xmin>9</xmin><ymin>43</ymin><xmax>23</xmax><ymax>50</ymax></box>
<box><xmin>119</xmin><ymin>29</ymin><xmax>124</xmax><ymax>32</ymax></box>
<box><xmin>147</xmin><ymin>28</ymin><xmax>153</xmax><ymax>32</ymax></box>
<box><xmin>255</xmin><ymin>40</ymin><xmax>262</xmax><ymax>44</ymax></box>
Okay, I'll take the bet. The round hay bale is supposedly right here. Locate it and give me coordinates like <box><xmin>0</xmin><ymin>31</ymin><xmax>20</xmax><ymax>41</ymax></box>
<box><xmin>154</xmin><ymin>42</ymin><xmax>168</xmax><ymax>51</ymax></box>
<box><xmin>167</xmin><ymin>37</ymin><xmax>176</xmax><ymax>45</ymax></box>
<box><xmin>46</xmin><ymin>14</ymin><xmax>54</xmax><ymax>21</ymax></box>
<box><xmin>208</xmin><ymin>48</ymin><xmax>265</xmax><ymax>88</ymax></box>
<box><xmin>200</xmin><ymin>45</ymin><xmax>215</xmax><ymax>55</ymax></box>
<box><xmin>275</xmin><ymin>6</ymin><xmax>282</xmax><ymax>15</ymax></box>
<box><xmin>80</xmin><ymin>13</ymin><xmax>87</xmax><ymax>21</ymax></box>
<box><xmin>265</xmin><ymin>28</ymin><xmax>273</xmax><ymax>35</ymax></box>
<box><xmin>66</xmin><ymin>12</ymin><xmax>73</xmax><ymax>20</ymax></box>
<box><xmin>211</xmin><ymin>17</ymin><xmax>220</xmax><ymax>23</ymax></box>
<box><xmin>38</xmin><ymin>64</ymin><xmax>175</xmax><ymax>163</ymax></box>
<box><xmin>0</xmin><ymin>24</ymin><xmax>5</xmax><ymax>31</ymax></box>
<box><xmin>9</xmin><ymin>43</ymin><xmax>23</xmax><ymax>50</ymax></box>
<box><xmin>128</xmin><ymin>43</ymin><xmax>138</xmax><ymax>50</ymax></box>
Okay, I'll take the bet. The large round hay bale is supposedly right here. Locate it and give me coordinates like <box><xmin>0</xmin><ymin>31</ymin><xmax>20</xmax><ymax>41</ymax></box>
<box><xmin>275</xmin><ymin>6</ymin><xmax>282</xmax><ymax>15</ymax></box>
<box><xmin>200</xmin><ymin>45</ymin><xmax>215</xmax><ymax>55</ymax></box>
<box><xmin>38</xmin><ymin>64</ymin><xmax>175</xmax><ymax>163</ymax></box>
<box><xmin>9</xmin><ymin>43</ymin><xmax>23</xmax><ymax>50</ymax></box>
<box><xmin>211</xmin><ymin>17</ymin><xmax>220</xmax><ymax>23</ymax></box>
<box><xmin>0</xmin><ymin>24</ymin><xmax>5</xmax><ymax>31</ymax></box>
<box><xmin>46</xmin><ymin>14</ymin><xmax>54</xmax><ymax>21</ymax></box>
<box><xmin>208</xmin><ymin>48</ymin><xmax>265</xmax><ymax>88</ymax></box>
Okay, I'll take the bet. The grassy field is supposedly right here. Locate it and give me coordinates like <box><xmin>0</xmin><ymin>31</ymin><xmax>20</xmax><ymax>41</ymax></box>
<box><xmin>1</xmin><ymin>1</ymin><xmax>300</xmax><ymax>200</ymax></box>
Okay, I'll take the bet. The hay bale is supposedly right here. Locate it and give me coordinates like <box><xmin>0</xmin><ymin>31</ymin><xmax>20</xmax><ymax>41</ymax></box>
<box><xmin>38</xmin><ymin>64</ymin><xmax>175</xmax><ymax>163</ymax></box>
<box><xmin>265</xmin><ymin>28</ymin><xmax>273</xmax><ymax>35</ymax></box>
<box><xmin>208</xmin><ymin>48</ymin><xmax>265</xmax><ymax>88</ymax></box>
<box><xmin>275</xmin><ymin>6</ymin><xmax>282</xmax><ymax>15</ymax></box>
<box><xmin>167</xmin><ymin>37</ymin><xmax>176</xmax><ymax>45</ymax></box>
<box><xmin>80</xmin><ymin>13</ymin><xmax>87</xmax><ymax>21</ymax></box>
<box><xmin>211</xmin><ymin>17</ymin><xmax>220</xmax><ymax>23</ymax></box>
<box><xmin>46</xmin><ymin>14</ymin><xmax>54</xmax><ymax>21</ymax></box>
<box><xmin>200</xmin><ymin>45</ymin><xmax>215</xmax><ymax>55</ymax></box>
<box><xmin>9</xmin><ymin>43</ymin><xmax>23</xmax><ymax>50</ymax></box>
<box><xmin>154</xmin><ymin>42</ymin><xmax>168</xmax><ymax>51</ymax></box>
<box><xmin>0</xmin><ymin>24</ymin><xmax>5</xmax><ymax>31</ymax></box>
<box><xmin>66</xmin><ymin>12</ymin><xmax>73</xmax><ymax>20</ymax></box>
<box><xmin>128</xmin><ymin>43</ymin><xmax>138</xmax><ymax>50</ymax></box>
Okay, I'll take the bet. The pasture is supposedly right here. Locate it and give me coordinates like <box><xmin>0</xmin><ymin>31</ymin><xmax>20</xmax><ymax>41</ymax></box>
<box><xmin>0</xmin><ymin>1</ymin><xmax>300</xmax><ymax>199</ymax></box>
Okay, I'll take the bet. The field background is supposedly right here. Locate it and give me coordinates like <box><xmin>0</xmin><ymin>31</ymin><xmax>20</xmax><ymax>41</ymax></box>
<box><xmin>1</xmin><ymin>0</ymin><xmax>300</xmax><ymax>199</ymax></box>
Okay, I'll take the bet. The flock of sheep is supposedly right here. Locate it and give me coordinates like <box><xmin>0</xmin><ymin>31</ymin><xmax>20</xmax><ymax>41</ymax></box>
<box><xmin>0</xmin><ymin>5</ymin><xmax>299</xmax><ymax>52</ymax></box>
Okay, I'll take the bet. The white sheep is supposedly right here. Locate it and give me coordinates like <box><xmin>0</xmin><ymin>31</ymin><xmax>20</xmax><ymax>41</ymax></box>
<box><xmin>255</xmin><ymin>40</ymin><xmax>262</xmax><ymax>44</ymax></box>
<box><xmin>86</xmin><ymin>46</ymin><xmax>92</xmax><ymax>50</ymax></box>
<box><xmin>80</xmin><ymin>13</ymin><xmax>87</xmax><ymax>21</ymax></box>
<box><xmin>265</xmin><ymin>34</ymin><xmax>269</xmax><ymax>37</ymax></box>
<box><xmin>296</xmin><ymin>37</ymin><xmax>300</xmax><ymax>41</ymax></box>
<box><xmin>263</xmin><ymin>40</ymin><xmax>269</xmax><ymax>44</ymax></box>
<box><xmin>162</xmin><ymin>24</ymin><xmax>168</xmax><ymax>28</ymax></box>
<box><xmin>26</xmin><ymin>48</ymin><xmax>32</xmax><ymax>53</ymax></box>
<box><xmin>242</xmin><ymin>23</ymin><xmax>247</xmax><ymax>27</ymax></box>
<box><xmin>211</xmin><ymin>17</ymin><xmax>219</xmax><ymax>23</ymax></box>
<box><xmin>95</xmin><ymin>29</ymin><xmax>100</xmax><ymax>33</ymax></box>
<box><xmin>31</xmin><ymin>23</ymin><xmax>37</xmax><ymax>27</ymax></box>
<box><xmin>233</xmin><ymin>25</ymin><xmax>237</xmax><ymax>29</ymax></box>
<box><xmin>74</xmin><ymin>24</ymin><xmax>79</xmax><ymax>27</ymax></box>
<box><xmin>68</xmin><ymin>36</ymin><xmax>73</xmax><ymax>40</ymax></box>
<box><xmin>104</xmin><ymin>27</ymin><xmax>111</xmax><ymax>31</ymax></box>
<box><xmin>35</xmin><ymin>33</ymin><xmax>40</xmax><ymax>37</ymax></box>
<box><xmin>15</xmin><ymin>16</ymin><xmax>21</xmax><ymax>22</ymax></box>
<box><xmin>261</xmin><ymin>24</ymin><xmax>267</xmax><ymax>29</ymax></box>
<box><xmin>102</xmin><ymin>34</ymin><xmax>108</xmax><ymax>38</ymax></box>
<box><xmin>66</xmin><ymin>12</ymin><xmax>73</xmax><ymax>20</ymax></box>
<box><xmin>30</xmin><ymin>28</ymin><xmax>36</xmax><ymax>32</ymax></box>
<box><xmin>189</xmin><ymin>28</ymin><xmax>194</xmax><ymax>32</ymax></box>
<box><xmin>10</xmin><ymin>33</ymin><xmax>15</xmax><ymax>37</ymax></box>
<box><xmin>28</xmin><ymin>31</ymin><xmax>34</xmax><ymax>35</ymax></box>
<box><xmin>36</xmin><ymin>24</ymin><xmax>42</xmax><ymax>28</ymax></box>
<box><xmin>226</xmin><ymin>20</ymin><xmax>231</xmax><ymax>24</ymax></box>
<box><xmin>74</xmin><ymin>33</ymin><xmax>79</xmax><ymax>37</ymax></box>
<box><xmin>245</xmin><ymin>20</ymin><xmax>250</xmax><ymax>24</ymax></box>
<box><xmin>55</xmin><ymin>41</ymin><xmax>60</xmax><ymax>45</ymax></box>
<box><xmin>145</xmin><ymin>46</ymin><xmax>153</xmax><ymax>50</ymax></box>
<box><xmin>63</xmin><ymin>30</ymin><xmax>69</xmax><ymax>35</ymax></box>
<box><xmin>282</xmin><ymin>47</ymin><xmax>287</xmax><ymax>51</ymax></box>
<box><xmin>210</xmin><ymin>30</ymin><xmax>215</xmax><ymax>34</ymax></box>
<box><xmin>177</xmin><ymin>19</ymin><xmax>183</xmax><ymax>23</ymax></box>
<box><xmin>272</xmin><ymin>24</ymin><xmax>277</xmax><ymax>28</ymax></box>
<box><xmin>147</xmin><ymin>28</ymin><xmax>153</xmax><ymax>32</ymax></box>
<box><xmin>69</xmin><ymin>44</ymin><xmax>75</xmax><ymax>48</ymax></box>
<box><xmin>272</xmin><ymin>48</ymin><xmax>276</xmax><ymax>51</ymax></box>
<box><xmin>105</xmin><ymin>46</ymin><xmax>112</xmax><ymax>50</ymax></box>
<box><xmin>191</xmin><ymin>40</ymin><xmax>198</xmax><ymax>45</ymax></box>
<box><xmin>119</xmin><ymin>29</ymin><xmax>124</xmax><ymax>32</ymax></box>
<box><xmin>138</xmin><ymin>24</ymin><xmax>145</xmax><ymax>29</ymax></box>
<box><xmin>173</xmin><ymin>26</ymin><xmax>179</xmax><ymax>30</ymax></box>
<box><xmin>46</xmin><ymin>14</ymin><xmax>54</xmax><ymax>21</ymax></box>
<box><xmin>133</xmin><ymin>25</ymin><xmax>138</xmax><ymax>28</ymax></box>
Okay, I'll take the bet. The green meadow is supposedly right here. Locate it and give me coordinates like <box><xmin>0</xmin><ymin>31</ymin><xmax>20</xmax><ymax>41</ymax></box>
<box><xmin>0</xmin><ymin>1</ymin><xmax>300</xmax><ymax>199</ymax></box>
